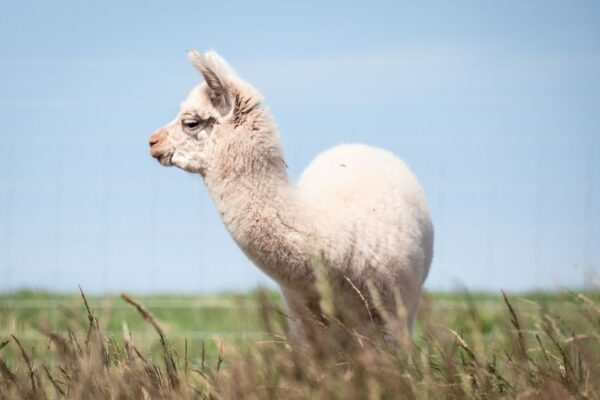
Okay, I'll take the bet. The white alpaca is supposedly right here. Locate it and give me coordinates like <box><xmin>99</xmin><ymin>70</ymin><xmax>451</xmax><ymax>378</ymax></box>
<box><xmin>149</xmin><ymin>50</ymin><xmax>433</xmax><ymax>338</ymax></box>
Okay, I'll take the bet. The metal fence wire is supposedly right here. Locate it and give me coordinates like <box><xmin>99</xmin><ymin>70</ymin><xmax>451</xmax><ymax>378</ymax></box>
<box><xmin>0</xmin><ymin>130</ymin><xmax>598</xmax><ymax>293</ymax></box>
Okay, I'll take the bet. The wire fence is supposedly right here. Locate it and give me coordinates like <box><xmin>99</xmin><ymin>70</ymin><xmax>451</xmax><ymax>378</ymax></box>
<box><xmin>0</xmin><ymin>131</ymin><xmax>598</xmax><ymax>294</ymax></box>
<box><xmin>1</xmin><ymin>296</ymin><xmax>594</xmax><ymax>342</ymax></box>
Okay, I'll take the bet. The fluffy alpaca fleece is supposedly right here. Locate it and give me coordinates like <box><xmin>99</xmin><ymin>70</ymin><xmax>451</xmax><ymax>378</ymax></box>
<box><xmin>149</xmin><ymin>50</ymin><xmax>434</xmax><ymax>338</ymax></box>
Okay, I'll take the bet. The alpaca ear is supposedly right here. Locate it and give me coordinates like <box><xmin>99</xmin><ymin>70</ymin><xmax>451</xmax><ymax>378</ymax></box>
<box><xmin>187</xmin><ymin>49</ymin><xmax>232</xmax><ymax>116</ymax></box>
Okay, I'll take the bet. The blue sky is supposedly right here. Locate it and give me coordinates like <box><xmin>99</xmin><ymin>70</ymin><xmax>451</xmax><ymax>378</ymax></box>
<box><xmin>1</xmin><ymin>1</ymin><xmax>599</xmax><ymax>293</ymax></box>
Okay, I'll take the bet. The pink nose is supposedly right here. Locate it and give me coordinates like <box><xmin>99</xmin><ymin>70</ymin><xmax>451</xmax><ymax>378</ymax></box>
<box><xmin>149</xmin><ymin>130</ymin><xmax>166</xmax><ymax>147</ymax></box>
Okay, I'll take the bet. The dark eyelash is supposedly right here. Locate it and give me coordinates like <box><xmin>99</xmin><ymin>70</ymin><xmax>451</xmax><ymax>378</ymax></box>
<box><xmin>182</xmin><ymin>116</ymin><xmax>215</xmax><ymax>133</ymax></box>
<box><xmin>184</xmin><ymin>120</ymin><xmax>201</xmax><ymax>129</ymax></box>
<box><xmin>182</xmin><ymin>117</ymin><xmax>204</xmax><ymax>130</ymax></box>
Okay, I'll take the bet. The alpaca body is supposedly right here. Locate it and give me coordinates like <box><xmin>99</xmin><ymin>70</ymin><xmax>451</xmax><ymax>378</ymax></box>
<box><xmin>297</xmin><ymin>144</ymin><xmax>433</xmax><ymax>329</ymax></box>
<box><xmin>203</xmin><ymin>140</ymin><xmax>433</xmax><ymax>335</ymax></box>
<box><xmin>149</xmin><ymin>50</ymin><xmax>433</xmax><ymax>337</ymax></box>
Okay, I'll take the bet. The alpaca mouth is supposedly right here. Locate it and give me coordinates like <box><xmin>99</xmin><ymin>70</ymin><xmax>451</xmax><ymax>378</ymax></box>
<box><xmin>150</xmin><ymin>147</ymin><xmax>174</xmax><ymax>166</ymax></box>
<box><xmin>157</xmin><ymin>153</ymin><xmax>173</xmax><ymax>166</ymax></box>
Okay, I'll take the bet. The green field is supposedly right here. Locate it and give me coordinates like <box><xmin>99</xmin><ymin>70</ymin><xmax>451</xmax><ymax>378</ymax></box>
<box><xmin>1</xmin><ymin>289</ymin><xmax>597</xmax><ymax>364</ymax></box>
<box><xmin>1</xmin><ymin>289</ymin><xmax>599</xmax><ymax>398</ymax></box>
<box><xmin>0</xmin><ymin>290</ymin><xmax>277</xmax><ymax>365</ymax></box>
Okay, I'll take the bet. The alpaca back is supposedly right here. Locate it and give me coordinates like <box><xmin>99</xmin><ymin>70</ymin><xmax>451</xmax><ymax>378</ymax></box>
<box><xmin>297</xmin><ymin>144</ymin><xmax>433</xmax><ymax>322</ymax></box>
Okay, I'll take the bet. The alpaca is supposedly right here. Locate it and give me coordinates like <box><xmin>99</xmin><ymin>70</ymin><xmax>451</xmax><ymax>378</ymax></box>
<box><xmin>149</xmin><ymin>50</ymin><xmax>433</xmax><ymax>339</ymax></box>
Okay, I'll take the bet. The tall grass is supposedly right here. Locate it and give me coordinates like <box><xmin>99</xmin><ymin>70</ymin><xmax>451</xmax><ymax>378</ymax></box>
<box><xmin>0</xmin><ymin>288</ymin><xmax>599</xmax><ymax>399</ymax></box>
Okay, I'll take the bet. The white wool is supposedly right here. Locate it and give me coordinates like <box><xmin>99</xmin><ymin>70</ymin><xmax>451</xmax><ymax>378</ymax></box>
<box><xmin>150</xmin><ymin>50</ymin><xmax>434</xmax><ymax>338</ymax></box>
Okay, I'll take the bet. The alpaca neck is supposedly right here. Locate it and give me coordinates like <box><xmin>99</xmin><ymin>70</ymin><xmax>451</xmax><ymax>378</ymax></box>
<box><xmin>204</xmin><ymin>118</ymin><xmax>315</xmax><ymax>289</ymax></box>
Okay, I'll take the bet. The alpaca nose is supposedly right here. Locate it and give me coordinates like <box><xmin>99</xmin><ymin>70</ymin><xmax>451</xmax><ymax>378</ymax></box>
<box><xmin>149</xmin><ymin>130</ymin><xmax>166</xmax><ymax>148</ymax></box>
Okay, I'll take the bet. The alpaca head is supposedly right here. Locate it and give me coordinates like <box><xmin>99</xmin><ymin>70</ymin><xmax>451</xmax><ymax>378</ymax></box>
<box><xmin>149</xmin><ymin>50</ymin><xmax>263</xmax><ymax>176</ymax></box>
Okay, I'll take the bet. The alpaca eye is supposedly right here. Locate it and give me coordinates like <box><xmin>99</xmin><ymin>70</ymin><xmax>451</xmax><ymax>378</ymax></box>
<box><xmin>182</xmin><ymin>119</ymin><xmax>201</xmax><ymax>130</ymax></box>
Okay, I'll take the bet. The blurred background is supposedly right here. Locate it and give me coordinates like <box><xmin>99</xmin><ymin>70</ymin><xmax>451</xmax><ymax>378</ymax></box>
<box><xmin>1</xmin><ymin>0</ymin><xmax>599</xmax><ymax>295</ymax></box>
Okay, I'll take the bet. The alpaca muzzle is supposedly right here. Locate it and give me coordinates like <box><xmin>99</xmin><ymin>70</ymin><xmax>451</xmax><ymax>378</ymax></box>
<box><xmin>149</xmin><ymin>129</ymin><xmax>173</xmax><ymax>165</ymax></box>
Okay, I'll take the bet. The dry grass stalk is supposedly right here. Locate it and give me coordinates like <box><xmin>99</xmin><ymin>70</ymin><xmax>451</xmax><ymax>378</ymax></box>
<box><xmin>0</xmin><ymin>289</ymin><xmax>598</xmax><ymax>399</ymax></box>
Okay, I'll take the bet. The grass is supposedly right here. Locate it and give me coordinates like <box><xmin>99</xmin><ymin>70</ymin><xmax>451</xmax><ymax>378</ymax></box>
<box><xmin>1</xmin><ymin>288</ymin><xmax>599</xmax><ymax>399</ymax></box>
